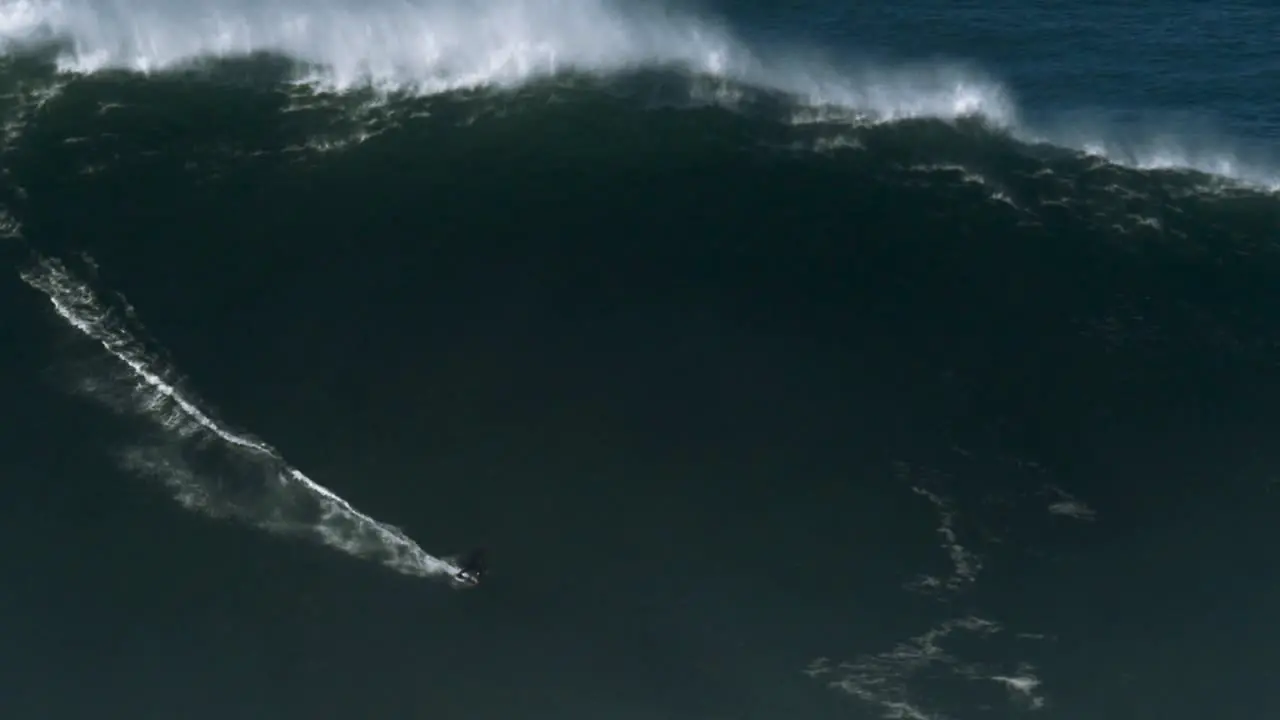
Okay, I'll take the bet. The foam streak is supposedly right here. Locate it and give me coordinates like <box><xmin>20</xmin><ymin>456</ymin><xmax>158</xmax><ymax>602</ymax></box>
<box><xmin>21</xmin><ymin>254</ymin><xmax>460</xmax><ymax>580</ymax></box>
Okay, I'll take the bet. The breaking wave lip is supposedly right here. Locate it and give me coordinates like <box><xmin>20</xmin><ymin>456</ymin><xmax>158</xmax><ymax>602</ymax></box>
<box><xmin>0</xmin><ymin>0</ymin><xmax>1275</xmax><ymax>191</ymax></box>
<box><xmin>0</xmin><ymin>0</ymin><xmax>1018</xmax><ymax>126</ymax></box>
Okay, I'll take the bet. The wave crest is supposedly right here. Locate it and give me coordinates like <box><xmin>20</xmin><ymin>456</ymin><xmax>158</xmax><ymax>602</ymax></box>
<box><xmin>0</xmin><ymin>0</ymin><xmax>1016</xmax><ymax>124</ymax></box>
<box><xmin>1</xmin><ymin>0</ymin><xmax>1272</xmax><ymax>189</ymax></box>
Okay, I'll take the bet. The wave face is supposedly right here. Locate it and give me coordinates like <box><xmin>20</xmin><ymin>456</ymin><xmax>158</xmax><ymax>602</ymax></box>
<box><xmin>3</xmin><ymin>5</ymin><xmax>1280</xmax><ymax>720</ymax></box>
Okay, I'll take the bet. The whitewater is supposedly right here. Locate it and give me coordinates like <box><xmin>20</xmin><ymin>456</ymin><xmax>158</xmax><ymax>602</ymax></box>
<box><xmin>0</xmin><ymin>0</ymin><xmax>1275</xmax><ymax>189</ymax></box>
<box><xmin>19</xmin><ymin>252</ymin><xmax>466</xmax><ymax>582</ymax></box>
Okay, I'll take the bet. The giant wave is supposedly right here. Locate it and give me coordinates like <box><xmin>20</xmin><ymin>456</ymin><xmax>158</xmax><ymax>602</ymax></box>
<box><xmin>4</xmin><ymin>5</ymin><xmax>1279</xmax><ymax>719</ymax></box>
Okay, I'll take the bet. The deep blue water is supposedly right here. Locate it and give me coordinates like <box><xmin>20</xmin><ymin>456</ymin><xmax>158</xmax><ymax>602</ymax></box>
<box><xmin>733</xmin><ymin>0</ymin><xmax>1280</xmax><ymax>141</ymax></box>
<box><xmin>1</xmin><ymin>2</ymin><xmax>1278</xmax><ymax>719</ymax></box>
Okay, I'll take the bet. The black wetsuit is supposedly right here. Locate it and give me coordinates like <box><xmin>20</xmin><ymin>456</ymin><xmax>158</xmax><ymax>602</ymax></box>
<box><xmin>456</xmin><ymin>548</ymin><xmax>487</xmax><ymax>583</ymax></box>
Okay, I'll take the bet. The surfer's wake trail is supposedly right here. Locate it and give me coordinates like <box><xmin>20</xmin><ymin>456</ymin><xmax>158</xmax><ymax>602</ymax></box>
<box><xmin>20</xmin><ymin>253</ymin><xmax>461</xmax><ymax>581</ymax></box>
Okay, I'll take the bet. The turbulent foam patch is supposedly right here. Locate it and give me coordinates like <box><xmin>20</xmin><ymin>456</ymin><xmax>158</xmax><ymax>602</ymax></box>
<box><xmin>806</xmin><ymin>617</ymin><xmax>1048</xmax><ymax>720</ymax></box>
<box><xmin>802</xmin><ymin>457</ymin><xmax>1093</xmax><ymax>718</ymax></box>
<box><xmin>19</xmin><ymin>253</ymin><xmax>464</xmax><ymax>581</ymax></box>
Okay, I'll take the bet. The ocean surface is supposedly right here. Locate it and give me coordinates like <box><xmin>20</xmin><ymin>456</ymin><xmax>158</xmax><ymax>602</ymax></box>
<box><xmin>2</xmin><ymin>1</ymin><xmax>1279</xmax><ymax>718</ymax></box>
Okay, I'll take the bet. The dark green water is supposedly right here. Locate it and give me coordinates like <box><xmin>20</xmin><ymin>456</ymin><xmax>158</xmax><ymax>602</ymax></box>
<box><xmin>2</xmin><ymin>51</ymin><xmax>1279</xmax><ymax>720</ymax></box>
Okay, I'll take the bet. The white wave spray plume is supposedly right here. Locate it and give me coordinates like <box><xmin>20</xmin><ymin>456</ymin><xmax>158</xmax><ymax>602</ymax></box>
<box><xmin>20</xmin><ymin>253</ymin><xmax>463</xmax><ymax>581</ymax></box>
<box><xmin>0</xmin><ymin>0</ymin><xmax>1015</xmax><ymax>123</ymax></box>
<box><xmin>0</xmin><ymin>0</ymin><xmax>1270</xmax><ymax>188</ymax></box>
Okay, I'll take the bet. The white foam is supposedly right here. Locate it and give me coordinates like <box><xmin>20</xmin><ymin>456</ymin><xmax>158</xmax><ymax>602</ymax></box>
<box><xmin>1028</xmin><ymin>120</ymin><xmax>1280</xmax><ymax>192</ymax></box>
<box><xmin>0</xmin><ymin>0</ymin><xmax>1273</xmax><ymax>188</ymax></box>
<box><xmin>20</xmin><ymin>252</ymin><xmax>464</xmax><ymax>581</ymax></box>
<box><xmin>0</xmin><ymin>0</ymin><xmax>1016</xmax><ymax>124</ymax></box>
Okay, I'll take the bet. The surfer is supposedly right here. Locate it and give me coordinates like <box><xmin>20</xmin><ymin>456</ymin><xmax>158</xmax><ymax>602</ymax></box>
<box><xmin>450</xmin><ymin>548</ymin><xmax>487</xmax><ymax>588</ymax></box>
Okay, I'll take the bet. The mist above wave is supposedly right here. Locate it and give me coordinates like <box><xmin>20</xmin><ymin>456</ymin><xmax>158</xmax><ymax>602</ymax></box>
<box><xmin>0</xmin><ymin>0</ymin><xmax>1016</xmax><ymax>124</ymax></box>
<box><xmin>2</xmin><ymin>0</ymin><xmax>1273</xmax><ymax>190</ymax></box>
